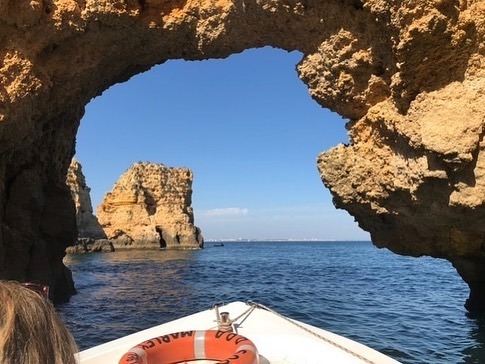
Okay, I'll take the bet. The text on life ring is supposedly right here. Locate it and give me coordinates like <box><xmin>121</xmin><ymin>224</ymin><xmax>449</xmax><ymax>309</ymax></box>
<box><xmin>118</xmin><ymin>329</ymin><xmax>259</xmax><ymax>364</ymax></box>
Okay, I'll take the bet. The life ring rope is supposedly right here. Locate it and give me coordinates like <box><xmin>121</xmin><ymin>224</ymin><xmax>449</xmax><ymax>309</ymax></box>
<box><xmin>118</xmin><ymin>329</ymin><xmax>259</xmax><ymax>364</ymax></box>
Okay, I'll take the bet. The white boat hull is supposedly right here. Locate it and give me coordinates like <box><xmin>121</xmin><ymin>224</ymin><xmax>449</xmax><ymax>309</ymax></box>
<box><xmin>78</xmin><ymin>301</ymin><xmax>401</xmax><ymax>364</ymax></box>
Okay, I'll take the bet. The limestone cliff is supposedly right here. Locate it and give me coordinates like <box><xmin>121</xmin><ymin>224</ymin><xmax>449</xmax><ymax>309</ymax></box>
<box><xmin>97</xmin><ymin>162</ymin><xmax>203</xmax><ymax>250</ymax></box>
<box><xmin>66</xmin><ymin>158</ymin><xmax>107</xmax><ymax>240</ymax></box>
<box><xmin>313</xmin><ymin>1</ymin><xmax>485</xmax><ymax>312</ymax></box>
<box><xmin>1</xmin><ymin>0</ymin><xmax>485</xmax><ymax>309</ymax></box>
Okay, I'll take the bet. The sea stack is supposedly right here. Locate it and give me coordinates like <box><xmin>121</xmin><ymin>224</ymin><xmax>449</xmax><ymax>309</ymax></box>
<box><xmin>97</xmin><ymin>162</ymin><xmax>204</xmax><ymax>250</ymax></box>
<box><xmin>66</xmin><ymin>158</ymin><xmax>107</xmax><ymax>240</ymax></box>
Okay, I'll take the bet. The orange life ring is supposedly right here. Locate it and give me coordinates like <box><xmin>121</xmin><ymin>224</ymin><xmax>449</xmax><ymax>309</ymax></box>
<box><xmin>118</xmin><ymin>330</ymin><xmax>259</xmax><ymax>364</ymax></box>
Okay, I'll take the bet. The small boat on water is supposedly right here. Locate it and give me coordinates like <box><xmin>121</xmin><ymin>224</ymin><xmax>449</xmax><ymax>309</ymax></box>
<box><xmin>78</xmin><ymin>301</ymin><xmax>401</xmax><ymax>364</ymax></box>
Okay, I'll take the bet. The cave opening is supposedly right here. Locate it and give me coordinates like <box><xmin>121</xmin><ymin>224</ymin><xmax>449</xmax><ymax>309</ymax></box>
<box><xmin>155</xmin><ymin>226</ymin><xmax>167</xmax><ymax>249</ymax></box>
<box><xmin>75</xmin><ymin>46</ymin><xmax>368</xmax><ymax>242</ymax></box>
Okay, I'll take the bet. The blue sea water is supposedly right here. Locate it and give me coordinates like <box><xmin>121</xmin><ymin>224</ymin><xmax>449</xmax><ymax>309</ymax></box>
<box><xmin>58</xmin><ymin>241</ymin><xmax>485</xmax><ymax>364</ymax></box>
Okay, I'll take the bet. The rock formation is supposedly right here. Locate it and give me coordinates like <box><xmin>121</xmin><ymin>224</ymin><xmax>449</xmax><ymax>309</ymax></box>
<box><xmin>66</xmin><ymin>238</ymin><xmax>115</xmax><ymax>253</ymax></box>
<box><xmin>66</xmin><ymin>158</ymin><xmax>107</xmax><ymax>240</ymax></box>
<box><xmin>97</xmin><ymin>162</ymin><xmax>203</xmax><ymax>250</ymax></box>
<box><xmin>1</xmin><ymin>1</ymin><xmax>485</xmax><ymax>309</ymax></box>
<box><xmin>314</xmin><ymin>1</ymin><xmax>485</xmax><ymax>312</ymax></box>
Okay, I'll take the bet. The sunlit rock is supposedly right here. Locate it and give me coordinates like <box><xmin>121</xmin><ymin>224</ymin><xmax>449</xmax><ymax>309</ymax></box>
<box><xmin>0</xmin><ymin>0</ymin><xmax>484</xmax><ymax>309</ymax></box>
<box><xmin>66</xmin><ymin>158</ymin><xmax>107</xmax><ymax>240</ymax></box>
<box><xmin>97</xmin><ymin>162</ymin><xmax>203</xmax><ymax>250</ymax></box>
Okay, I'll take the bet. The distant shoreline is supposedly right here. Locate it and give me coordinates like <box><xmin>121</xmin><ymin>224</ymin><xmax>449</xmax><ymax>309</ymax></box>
<box><xmin>205</xmin><ymin>239</ymin><xmax>372</xmax><ymax>243</ymax></box>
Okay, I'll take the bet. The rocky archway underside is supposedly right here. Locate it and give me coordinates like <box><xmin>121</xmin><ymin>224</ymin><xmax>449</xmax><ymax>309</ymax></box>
<box><xmin>1</xmin><ymin>0</ymin><xmax>485</xmax><ymax>311</ymax></box>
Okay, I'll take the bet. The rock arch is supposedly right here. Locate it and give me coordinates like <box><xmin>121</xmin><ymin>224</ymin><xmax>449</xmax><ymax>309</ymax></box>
<box><xmin>1</xmin><ymin>1</ymin><xmax>485</xmax><ymax>310</ymax></box>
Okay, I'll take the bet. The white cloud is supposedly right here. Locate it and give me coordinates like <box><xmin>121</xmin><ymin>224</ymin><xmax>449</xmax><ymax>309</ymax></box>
<box><xmin>200</xmin><ymin>208</ymin><xmax>249</xmax><ymax>217</ymax></box>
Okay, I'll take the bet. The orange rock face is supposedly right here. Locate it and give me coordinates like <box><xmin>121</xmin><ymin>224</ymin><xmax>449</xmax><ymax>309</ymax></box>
<box><xmin>97</xmin><ymin>162</ymin><xmax>203</xmax><ymax>250</ymax></box>
<box><xmin>66</xmin><ymin>158</ymin><xmax>107</xmax><ymax>240</ymax></box>
<box><xmin>0</xmin><ymin>0</ymin><xmax>485</xmax><ymax>309</ymax></box>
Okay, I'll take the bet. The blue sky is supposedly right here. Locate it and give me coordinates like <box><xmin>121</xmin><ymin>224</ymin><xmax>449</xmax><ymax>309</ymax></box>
<box><xmin>75</xmin><ymin>46</ymin><xmax>370</xmax><ymax>241</ymax></box>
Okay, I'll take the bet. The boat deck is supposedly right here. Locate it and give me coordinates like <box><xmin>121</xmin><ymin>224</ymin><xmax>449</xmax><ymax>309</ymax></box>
<box><xmin>78</xmin><ymin>301</ymin><xmax>401</xmax><ymax>364</ymax></box>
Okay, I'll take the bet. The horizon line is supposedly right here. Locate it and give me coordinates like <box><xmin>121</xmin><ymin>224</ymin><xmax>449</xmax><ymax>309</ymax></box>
<box><xmin>204</xmin><ymin>238</ymin><xmax>371</xmax><ymax>242</ymax></box>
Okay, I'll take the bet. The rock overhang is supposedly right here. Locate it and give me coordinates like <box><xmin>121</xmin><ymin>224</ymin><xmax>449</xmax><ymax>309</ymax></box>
<box><xmin>1</xmin><ymin>0</ymin><xmax>485</xmax><ymax>311</ymax></box>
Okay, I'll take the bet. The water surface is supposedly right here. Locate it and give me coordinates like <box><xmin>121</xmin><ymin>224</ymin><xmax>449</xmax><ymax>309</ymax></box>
<box><xmin>59</xmin><ymin>241</ymin><xmax>485</xmax><ymax>363</ymax></box>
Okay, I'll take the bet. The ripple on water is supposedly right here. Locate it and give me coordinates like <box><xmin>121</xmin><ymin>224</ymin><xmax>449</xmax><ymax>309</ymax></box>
<box><xmin>58</xmin><ymin>242</ymin><xmax>484</xmax><ymax>364</ymax></box>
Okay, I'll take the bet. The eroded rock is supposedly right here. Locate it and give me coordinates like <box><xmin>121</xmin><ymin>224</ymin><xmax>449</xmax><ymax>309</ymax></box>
<box><xmin>66</xmin><ymin>158</ymin><xmax>107</xmax><ymax>240</ymax></box>
<box><xmin>0</xmin><ymin>0</ymin><xmax>484</xmax><ymax>309</ymax></box>
<box><xmin>97</xmin><ymin>162</ymin><xmax>203</xmax><ymax>250</ymax></box>
<box><xmin>65</xmin><ymin>238</ymin><xmax>115</xmax><ymax>253</ymax></box>
<box><xmin>316</xmin><ymin>1</ymin><xmax>485</xmax><ymax>312</ymax></box>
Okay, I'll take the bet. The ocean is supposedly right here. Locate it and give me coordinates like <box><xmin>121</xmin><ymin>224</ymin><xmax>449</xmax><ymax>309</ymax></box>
<box><xmin>58</xmin><ymin>241</ymin><xmax>485</xmax><ymax>364</ymax></box>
